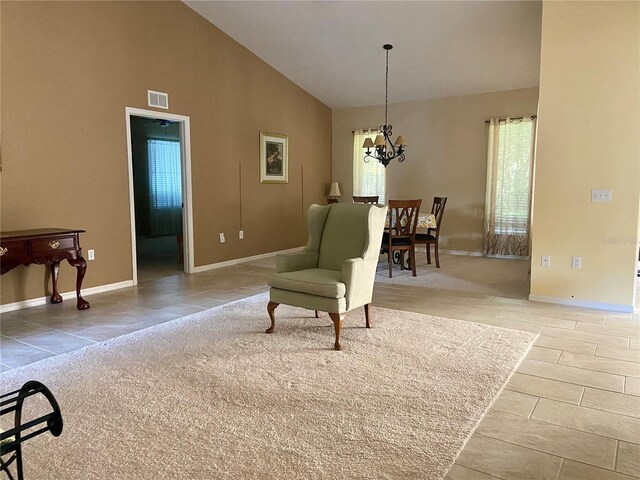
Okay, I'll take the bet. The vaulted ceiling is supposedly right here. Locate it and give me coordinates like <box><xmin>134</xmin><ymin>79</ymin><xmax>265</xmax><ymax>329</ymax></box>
<box><xmin>184</xmin><ymin>1</ymin><xmax>542</xmax><ymax>109</ymax></box>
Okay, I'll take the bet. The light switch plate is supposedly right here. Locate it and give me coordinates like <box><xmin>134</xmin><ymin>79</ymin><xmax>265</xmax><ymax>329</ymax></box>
<box><xmin>88</xmin><ymin>249</ymin><xmax>95</xmax><ymax>261</ymax></box>
<box><xmin>219</xmin><ymin>233</ymin><xmax>225</xmax><ymax>244</ymax></box>
<box><xmin>572</xmin><ymin>256</ymin><xmax>582</xmax><ymax>269</ymax></box>
<box><xmin>541</xmin><ymin>255</ymin><xmax>550</xmax><ymax>267</ymax></box>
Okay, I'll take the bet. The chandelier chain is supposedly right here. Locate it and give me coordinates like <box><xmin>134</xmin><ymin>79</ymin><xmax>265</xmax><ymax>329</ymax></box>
<box><xmin>385</xmin><ymin>48</ymin><xmax>389</xmax><ymax>126</ymax></box>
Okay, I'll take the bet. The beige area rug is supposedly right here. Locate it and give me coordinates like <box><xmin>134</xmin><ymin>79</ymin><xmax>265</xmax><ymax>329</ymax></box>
<box><xmin>0</xmin><ymin>293</ymin><xmax>535</xmax><ymax>479</ymax></box>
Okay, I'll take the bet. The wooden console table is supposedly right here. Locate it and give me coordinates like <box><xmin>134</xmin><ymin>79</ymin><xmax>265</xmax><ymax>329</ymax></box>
<box><xmin>0</xmin><ymin>228</ymin><xmax>90</xmax><ymax>310</ymax></box>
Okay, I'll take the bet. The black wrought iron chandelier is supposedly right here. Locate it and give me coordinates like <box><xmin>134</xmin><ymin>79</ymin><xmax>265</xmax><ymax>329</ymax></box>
<box><xmin>363</xmin><ymin>44</ymin><xmax>407</xmax><ymax>167</ymax></box>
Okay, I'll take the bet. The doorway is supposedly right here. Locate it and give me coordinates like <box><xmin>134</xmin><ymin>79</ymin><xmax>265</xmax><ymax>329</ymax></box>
<box><xmin>125</xmin><ymin>108</ymin><xmax>194</xmax><ymax>284</ymax></box>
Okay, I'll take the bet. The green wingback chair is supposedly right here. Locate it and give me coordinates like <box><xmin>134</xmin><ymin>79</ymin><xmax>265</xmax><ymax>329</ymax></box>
<box><xmin>266</xmin><ymin>203</ymin><xmax>388</xmax><ymax>350</ymax></box>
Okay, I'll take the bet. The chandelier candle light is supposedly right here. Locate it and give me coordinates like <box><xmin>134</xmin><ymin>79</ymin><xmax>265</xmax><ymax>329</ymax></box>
<box><xmin>362</xmin><ymin>44</ymin><xmax>407</xmax><ymax>167</ymax></box>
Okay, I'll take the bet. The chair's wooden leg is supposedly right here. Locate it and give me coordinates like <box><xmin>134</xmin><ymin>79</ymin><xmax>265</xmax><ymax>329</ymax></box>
<box><xmin>426</xmin><ymin>243</ymin><xmax>431</xmax><ymax>264</ymax></box>
<box><xmin>266</xmin><ymin>301</ymin><xmax>279</xmax><ymax>333</ymax></box>
<box><xmin>364</xmin><ymin>304</ymin><xmax>371</xmax><ymax>328</ymax></box>
<box><xmin>388</xmin><ymin>249</ymin><xmax>393</xmax><ymax>278</ymax></box>
<box><xmin>435</xmin><ymin>241</ymin><xmax>440</xmax><ymax>268</ymax></box>
<box><xmin>314</xmin><ymin>310</ymin><xmax>319</xmax><ymax>318</ymax></box>
<box><xmin>328</xmin><ymin>312</ymin><xmax>344</xmax><ymax>350</ymax></box>
<box><xmin>400</xmin><ymin>251</ymin><xmax>405</xmax><ymax>270</ymax></box>
<box><xmin>411</xmin><ymin>248</ymin><xmax>417</xmax><ymax>276</ymax></box>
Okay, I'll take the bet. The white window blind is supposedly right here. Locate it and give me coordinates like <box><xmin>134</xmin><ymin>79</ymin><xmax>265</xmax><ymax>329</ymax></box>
<box><xmin>148</xmin><ymin>138</ymin><xmax>182</xmax><ymax>209</ymax></box>
<box><xmin>353</xmin><ymin>129</ymin><xmax>386</xmax><ymax>203</ymax></box>
<box><xmin>484</xmin><ymin>117</ymin><xmax>536</xmax><ymax>256</ymax></box>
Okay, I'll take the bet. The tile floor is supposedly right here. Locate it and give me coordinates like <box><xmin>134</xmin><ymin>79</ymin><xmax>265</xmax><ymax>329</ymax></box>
<box><xmin>1</xmin><ymin>253</ymin><xmax>639</xmax><ymax>479</ymax></box>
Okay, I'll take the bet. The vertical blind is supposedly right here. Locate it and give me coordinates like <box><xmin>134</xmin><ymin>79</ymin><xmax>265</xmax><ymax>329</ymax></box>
<box><xmin>353</xmin><ymin>129</ymin><xmax>386</xmax><ymax>203</ymax></box>
<box><xmin>148</xmin><ymin>138</ymin><xmax>182</xmax><ymax>209</ymax></box>
<box><xmin>484</xmin><ymin>117</ymin><xmax>536</xmax><ymax>256</ymax></box>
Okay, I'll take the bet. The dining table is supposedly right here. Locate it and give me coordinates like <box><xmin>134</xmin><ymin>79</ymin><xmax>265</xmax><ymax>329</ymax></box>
<box><xmin>384</xmin><ymin>213</ymin><xmax>437</xmax><ymax>230</ymax></box>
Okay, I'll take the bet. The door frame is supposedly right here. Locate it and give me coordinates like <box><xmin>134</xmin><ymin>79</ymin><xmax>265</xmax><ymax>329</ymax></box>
<box><xmin>124</xmin><ymin>107</ymin><xmax>195</xmax><ymax>284</ymax></box>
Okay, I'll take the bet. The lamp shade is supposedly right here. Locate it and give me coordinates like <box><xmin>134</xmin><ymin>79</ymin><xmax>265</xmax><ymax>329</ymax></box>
<box><xmin>328</xmin><ymin>181</ymin><xmax>342</xmax><ymax>198</ymax></box>
<box><xmin>362</xmin><ymin>137</ymin><xmax>375</xmax><ymax>149</ymax></box>
<box><xmin>373</xmin><ymin>135</ymin><xmax>385</xmax><ymax>147</ymax></box>
<box><xmin>394</xmin><ymin>135</ymin><xmax>407</xmax><ymax>146</ymax></box>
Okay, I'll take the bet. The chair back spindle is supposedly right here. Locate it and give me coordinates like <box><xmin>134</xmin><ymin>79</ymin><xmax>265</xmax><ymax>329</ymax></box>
<box><xmin>383</xmin><ymin>199</ymin><xmax>422</xmax><ymax>277</ymax></box>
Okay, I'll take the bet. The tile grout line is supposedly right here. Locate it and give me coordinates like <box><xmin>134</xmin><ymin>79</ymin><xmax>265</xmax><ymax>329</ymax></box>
<box><xmin>528</xmin><ymin>396</ymin><xmax>541</xmax><ymax>419</ymax></box>
<box><xmin>517</xmin><ymin>369</ymin><xmax>625</xmax><ymax>393</ymax></box>
<box><xmin>489</xmin><ymin>406</ymin><xmax>639</xmax><ymax>444</ymax></box>
<box><xmin>449</xmin><ymin>464</ymin><xmax>507</xmax><ymax>480</ymax></box>
<box><xmin>504</xmin><ymin>385</ymin><xmax>581</xmax><ymax>406</ymax></box>
<box><xmin>554</xmin><ymin>458</ymin><xmax>564</xmax><ymax>480</ymax></box>
<box><xmin>523</xmin><ymin>359</ymin><xmax>632</xmax><ymax>383</ymax></box>
<box><xmin>472</xmin><ymin>433</ymin><xmax>573</xmax><ymax>470</ymax></box>
<box><xmin>573</xmin><ymin>326</ymin><xmax>640</xmax><ymax>340</ymax></box>
<box><xmin>578</xmin><ymin>386</ymin><xmax>586</xmax><ymax>406</ymax></box>
<box><xmin>540</xmin><ymin>331</ymin><xmax>631</xmax><ymax>347</ymax></box>
<box><xmin>508</xmin><ymin>381</ymin><xmax>640</xmax><ymax>418</ymax></box>
<box><xmin>529</xmin><ymin>402</ymin><xmax>640</xmax><ymax>441</ymax></box>
<box><xmin>555</xmin><ymin>356</ymin><xmax>640</xmax><ymax>378</ymax></box>
<box><xmin>473</xmin><ymin>431</ymin><xmax>623</xmax><ymax>473</ymax></box>
<box><xmin>0</xmin><ymin>334</ymin><xmax>58</xmax><ymax>355</ymax></box>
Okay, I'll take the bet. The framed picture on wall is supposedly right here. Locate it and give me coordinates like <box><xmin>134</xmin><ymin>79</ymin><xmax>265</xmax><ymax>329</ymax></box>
<box><xmin>259</xmin><ymin>132</ymin><xmax>288</xmax><ymax>184</ymax></box>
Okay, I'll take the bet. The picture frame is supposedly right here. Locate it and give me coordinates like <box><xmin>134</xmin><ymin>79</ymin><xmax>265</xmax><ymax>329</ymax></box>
<box><xmin>259</xmin><ymin>132</ymin><xmax>288</xmax><ymax>184</ymax></box>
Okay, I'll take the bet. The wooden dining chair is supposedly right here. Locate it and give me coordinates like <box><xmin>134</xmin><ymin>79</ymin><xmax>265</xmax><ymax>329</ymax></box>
<box><xmin>381</xmin><ymin>199</ymin><xmax>422</xmax><ymax>277</ymax></box>
<box><xmin>353</xmin><ymin>196</ymin><xmax>379</xmax><ymax>204</ymax></box>
<box><xmin>415</xmin><ymin>197</ymin><xmax>447</xmax><ymax>268</ymax></box>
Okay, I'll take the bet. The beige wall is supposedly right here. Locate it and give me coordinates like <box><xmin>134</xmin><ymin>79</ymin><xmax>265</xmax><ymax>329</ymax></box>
<box><xmin>1</xmin><ymin>1</ymin><xmax>331</xmax><ymax>305</ymax></box>
<box><xmin>332</xmin><ymin>88</ymin><xmax>539</xmax><ymax>253</ymax></box>
<box><xmin>530</xmin><ymin>1</ymin><xmax>640</xmax><ymax>309</ymax></box>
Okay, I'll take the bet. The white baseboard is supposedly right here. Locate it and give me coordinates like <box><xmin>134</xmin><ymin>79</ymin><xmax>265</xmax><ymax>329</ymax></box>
<box><xmin>440</xmin><ymin>249</ymin><xmax>529</xmax><ymax>260</ymax></box>
<box><xmin>0</xmin><ymin>280</ymin><xmax>135</xmax><ymax>314</ymax></box>
<box><xmin>193</xmin><ymin>246</ymin><xmax>304</xmax><ymax>273</ymax></box>
<box><xmin>528</xmin><ymin>294</ymin><xmax>633</xmax><ymax>313</ymax></box>
<box><xmin>440</xmin><ymin>249</ymin><xmax>484</xmax><ymax>257</ymax></box>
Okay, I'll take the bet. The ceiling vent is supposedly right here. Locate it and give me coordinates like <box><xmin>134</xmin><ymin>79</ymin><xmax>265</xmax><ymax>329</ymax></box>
<box><xmin>147</xmin><ymin>90</ymin><xmax>169</xmax><ymax>109</ymax></box>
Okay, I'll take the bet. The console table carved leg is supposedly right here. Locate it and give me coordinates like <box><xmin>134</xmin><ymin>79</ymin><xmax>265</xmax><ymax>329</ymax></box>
<box><xmin>1</xmin><ymin>229</ymin><xmax>91</xmax><ymax>312</ymax></box>
<box><xmin>49</xmin><ymin>262</ymin><xmax>63</xmax><ymax>304</ymax></box>
<box><xmin>67</xmin><ymin>256</ymin><xmax>90</xmax><ymax>310</ymax></box>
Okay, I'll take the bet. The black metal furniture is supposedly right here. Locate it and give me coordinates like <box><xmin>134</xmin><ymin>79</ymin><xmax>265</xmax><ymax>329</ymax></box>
<box><xmin>0</xmin><ymin>381</ymin><xmax>63</xmax><ymax>480</ymax></box>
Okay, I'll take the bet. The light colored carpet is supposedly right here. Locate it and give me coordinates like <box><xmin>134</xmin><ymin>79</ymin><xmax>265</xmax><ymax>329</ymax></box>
<box><xmin>0</xmin><ymin>293</ymin><xmax>535</xmax><ymax>479</ymax></box>
<box><xmin>374</xmin><ymin>254</ymin><xmax>531</xmax><ymax>299</ymax></box>
<box><xmin>246</xmin><ymin>254</ymin><xmax>531</xmax><ymax>299</ymax></box>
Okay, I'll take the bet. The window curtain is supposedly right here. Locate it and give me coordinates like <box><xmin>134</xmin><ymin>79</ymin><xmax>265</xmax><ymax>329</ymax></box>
<box><xmin>148</xmin><ymin>138</ymin><xmax>183</xmax><ymax>236</ymax></box>
<box><xmin>484</xmin><ymin>117</ymin><xmax>537</xmax><ymax>256</ymax></box>
<box><xmin>353</xmin><ymin>129</ymin><xmax>386</xmax><ymax>204</ymax></box>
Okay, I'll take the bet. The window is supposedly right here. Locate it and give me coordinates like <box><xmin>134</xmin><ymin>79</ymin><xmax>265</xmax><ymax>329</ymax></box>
<box><xmin>353</xmin><ymin>129</ymin><xmax>386</xmax><ymax>204</ymax></box>
<box><xmin>484</xmin><ymin>117</ymin><xmax>536</xmax><ymax>256</ymax></box>
<box><xmin>148</xmin><ymin>138</ymin><xmax>182</xmax><ymax>209</ymax></box>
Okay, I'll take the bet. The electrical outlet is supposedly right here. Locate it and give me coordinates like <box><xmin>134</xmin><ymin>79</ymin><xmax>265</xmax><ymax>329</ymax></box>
<box><xmin>88</xmin><ymin>249</ymin><xmax>95</xmax><ymax>261</ymax></box>
<box><xmin>572</xmin><ymin>256</ymin><xmax>582</xmax><ymax>269</ymax></box>
<box><xmin>219</xmin><ymin>233</ymin><xmax>225</xmax><ymax>244</ymax></box>
<box><xmin>239</xmin><ymin>230</ymin><xmax>244</xmax><ymax>240</ymax></box>
<box><xmin>591</xmin><ymin>189</ymin><xmax>612</xmax><ymax>202</ymax></box>
<box><xmin>541</xmin><ymin>255</ymin><xmax>550</xmax><ymax>267</ymax></box>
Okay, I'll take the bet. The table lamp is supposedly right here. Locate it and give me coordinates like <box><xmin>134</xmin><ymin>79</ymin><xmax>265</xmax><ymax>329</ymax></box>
<box><xmin>328</xmin><ymin>181</ymin><xmax>342</xmax><ymax>202</ymax></box>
